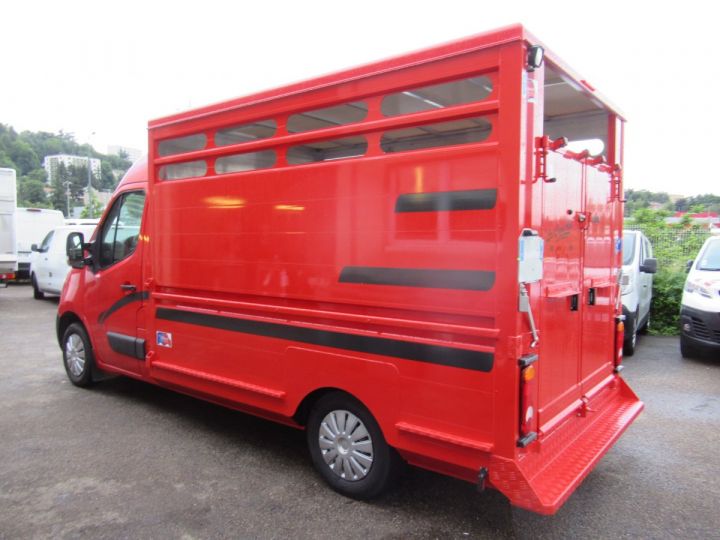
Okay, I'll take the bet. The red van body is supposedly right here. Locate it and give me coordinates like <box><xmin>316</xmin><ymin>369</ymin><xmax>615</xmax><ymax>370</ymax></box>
<box><xmin>58</xmin><ymin>25</ymin><xmax>642</xmax><ymax>514</ymax></box>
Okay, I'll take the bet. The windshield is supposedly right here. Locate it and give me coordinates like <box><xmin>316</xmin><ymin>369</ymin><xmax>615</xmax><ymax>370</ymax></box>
<box><xmin>622</xmin><ymin>233</ymin><xmax>636</xmax><ymax>266</ymax></box>
<box><xmin>697</xmin><ymin>240</ymin><xmax>720</xmax><ymax>271</ymax></box>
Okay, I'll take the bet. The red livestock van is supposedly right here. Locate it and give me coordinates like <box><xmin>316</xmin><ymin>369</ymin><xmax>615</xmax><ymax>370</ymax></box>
<box><xmin>58</xmin><ymin>24</ymin><xmax>642</xmax><ymax>514</ymax></box>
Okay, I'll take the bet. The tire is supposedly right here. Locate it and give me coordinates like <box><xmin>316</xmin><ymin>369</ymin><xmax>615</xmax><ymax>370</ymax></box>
<box><xmin>307</xmin><ymin>392</ymin><xmax>400</xmax><ymax>500</ymax></box>
<box><xmin>624</xmin><ymin>311</ymin><xmax>638</xmax><ymax>356</ymax></box>
<box><xmin>680</xmin><ymin>334</ymin><xmax>699</xmax><ymax>359</ymax></box>
<box><xmin>61</xmin><ymin>322</ymin><xmax>96</xmax><ymax>387</ymax></box>
<box><xmin>31</xmin><ymin>274</ymin><xmax>44</xmax><ymax>300</ymax></box>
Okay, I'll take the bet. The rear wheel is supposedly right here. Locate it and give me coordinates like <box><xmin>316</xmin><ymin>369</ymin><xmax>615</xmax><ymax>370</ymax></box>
<box><xmin>624</xmin><ymin>311</ymin><xmax>638</xmax><ymax>356</ymax></box>
<box><xmin>62</xmin><ymin>323</ymin><xmax>95</xmax><ymax>387</ymax></box>
<box><xmin>31</xmin><ymin>274</ymin><xmax>44</xmax><ymax>300</ymax></box>
<box><xmin>307</xmin><ymin>392</ymin><xmax>399</xmax><ymax>500</ymax></box>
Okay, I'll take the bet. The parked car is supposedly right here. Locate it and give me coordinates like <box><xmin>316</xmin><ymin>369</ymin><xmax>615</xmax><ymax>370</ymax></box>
<box><xmin>29</xmin><ymin>224</ymin><xmax>97</xmax><ymax>299</ymax></box>
<box><xmin>621</xmin><ymin>230</ymin><xmax>657</xmax><ymax>355</ymax></box>
<box><xmin>680</xmin><ymin>236</ymin><xmax>720</xmax><ymax>358</ymax></box>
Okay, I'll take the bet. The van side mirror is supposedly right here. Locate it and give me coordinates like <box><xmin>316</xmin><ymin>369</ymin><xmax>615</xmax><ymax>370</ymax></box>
<box><xmin>66</xmin><ymin>232</ymin><xmax>88</xmax><ymax>269</ymax></box>
<box><xmin>686</xmin><ymin>259</ymin><xmax>694</xmax><ymax>273</ymax></box>
<box><xmin>639</xmin><ymin>258</ymin><xmax>657</xmax><ymax>274</ymax></box>
<box><xmin>31</xmin><ymin>243</ymin><xmax>39</xmax><ymax>252</ymax></box>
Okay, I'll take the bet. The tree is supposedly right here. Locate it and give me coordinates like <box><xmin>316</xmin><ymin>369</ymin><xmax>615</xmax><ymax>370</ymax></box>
<box><xmin>25</xmin><ymin>168</ymin><xmax>47</xmax><ymax>183</ymax></box>
<box><xmin>674</xmin><ymin>194</ymin><xmax>720</xmax><ymax>214</ymax></box>
<box><xmin>100</xmin><ymin>161</ymin><xmax>117</xmax><ymax>191</ymax></box>
<box><xmin>81</xmin><ymin>192</ymin><xmax>104</xmax><ymax>218</ymax></box>
<box><xmin>67</xmin><ymin>164</ymin><xmax>88</xmax><ymax>201</ymax></box>
<box><xmin>9</xmin><ymin>140</ymin><xmax>40</xmax><ymax>175</ymax></box>
<box><xmin>50</xmin><ymin>162</ymin><xmax>71</xmax><ymax>216</ymax></box>
<box><xmin>17</xmin><ymin>177</ymin><xmax>49</xmax><ymax>207</ymax></box>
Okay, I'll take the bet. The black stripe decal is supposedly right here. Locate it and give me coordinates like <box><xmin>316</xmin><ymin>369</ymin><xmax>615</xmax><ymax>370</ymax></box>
<box><xmin>395</xmin><ymin>189</ymin><xmax>497</xmax><ymax>213</ymax></box>
<box><xmin>156</xmin><ymin>308</ymin><xmax>493</xmax><ymax>373</ymax></box>
<box><xmin>99</xmin><ymin>291</ymin><xmax>149</xmax><ymax>324</ymax></box>
<box><xmin>107</xmin><ymin>332</ymin><xmax>146</xmax><ymax>360</ymax></box>
<box><xmin>339</xmin><ymin>267</ymin><xmax>495</xmax><ymax>291</ymax></box>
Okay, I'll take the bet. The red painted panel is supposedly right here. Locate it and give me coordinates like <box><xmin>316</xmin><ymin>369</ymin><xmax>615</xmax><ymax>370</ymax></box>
<box><xmin>152</xmin><ymin>145</ymin><xmax>501</xmax><ymax>317</ymax></box>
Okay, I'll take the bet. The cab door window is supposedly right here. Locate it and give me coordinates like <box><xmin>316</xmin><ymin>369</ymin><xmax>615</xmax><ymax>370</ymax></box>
<box><xmin>98</xmin><ymin>191</ymin><xmax>146</xmax><ymax>268</ymax></box>
<box><xmin>39</xmin><ymin>231</ymin><xmax>54</xmax><ymax>252</ymax></box>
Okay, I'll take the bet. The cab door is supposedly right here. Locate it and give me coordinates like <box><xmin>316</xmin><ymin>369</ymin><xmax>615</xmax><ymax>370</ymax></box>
<box><xmin>34</xmin><ymin>230</ymin><xmax>54</xmax><ymax>289</ymax></box>
<box><xmin>83</xmin><ymin>190</ymin><xmax>147</xmax><ymax>375</ymax></box>
<box><xmin>47</xmin><ymin>230</ymin><xmax>69</xmax><ymax>293</ymax></box>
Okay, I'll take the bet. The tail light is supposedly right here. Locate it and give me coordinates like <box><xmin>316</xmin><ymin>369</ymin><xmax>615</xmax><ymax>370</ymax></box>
<box><xmin>615</xmin><ymin>317</ymin><xmax>625</xmax><ymax>368</ymax></box>
<box><xmin>518</xmin><ymin>354</ymin><xmax>538</xmax><ymax>447</ymax></box>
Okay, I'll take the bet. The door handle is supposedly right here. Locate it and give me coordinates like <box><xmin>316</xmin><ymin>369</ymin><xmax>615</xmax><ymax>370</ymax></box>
<box><xmin>588</xmin><ymin>288</ymin><xmax>596</xmax><ymax>306</ymax></box>
<box><xmin>120</xmin><ymin>283</ymin><xmax>137</xmax><ymax>292</ymax></box>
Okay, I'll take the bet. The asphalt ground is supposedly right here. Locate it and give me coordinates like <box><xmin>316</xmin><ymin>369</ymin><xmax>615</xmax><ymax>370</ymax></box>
<box><xmin>1</xmin><ymin>283</ymin><xmax>718</xmax><ymax>539</ymax></box>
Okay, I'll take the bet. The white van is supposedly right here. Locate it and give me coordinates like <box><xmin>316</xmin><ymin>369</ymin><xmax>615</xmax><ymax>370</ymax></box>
<box><xmin>15</xmin><ymin>208</ymin><xmax>65</xmax><ymax>279</ymax></box>
<box><xmin>621</xmin><ymin>230</ymin><xmax>657</xmax><ymax>355</ymax></box>
<box><xmin>29</xmin><ymin>224</ymin><xmax>97</xmax><ymax>298</ymax></box>
<box><xmin>680</xmin><ymin>236</ymin><xmax>720</xmax><ymax>358</ymax></box>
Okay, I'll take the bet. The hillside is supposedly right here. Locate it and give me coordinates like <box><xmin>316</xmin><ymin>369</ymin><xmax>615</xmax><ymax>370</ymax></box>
<box><xmin>0</xmin><ymin>123</ymin><xmax>133</xmax><ymax>213</ymax></box>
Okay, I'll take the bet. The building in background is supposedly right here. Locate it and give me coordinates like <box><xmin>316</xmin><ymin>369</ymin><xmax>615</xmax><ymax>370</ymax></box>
<box><xmin>107</xmin><ymin>145</ymin><xmax>142</xmax><ymax>163</ymax></box>
<box><xmin>665</xmin><ymin>211</ymin><xmax>720</xmax><ymax>230</ymax></box>
<box><xmin>43</xmin><ymin>154</ymin><xmax>101</xmax><ymax>184</ymax></box>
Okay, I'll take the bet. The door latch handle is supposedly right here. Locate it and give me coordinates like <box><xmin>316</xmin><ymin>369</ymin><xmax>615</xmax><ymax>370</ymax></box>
<box><xmin>120</xmin><ymin>283</ymin><xmax>137</xmax><ymax>292</ymax></box>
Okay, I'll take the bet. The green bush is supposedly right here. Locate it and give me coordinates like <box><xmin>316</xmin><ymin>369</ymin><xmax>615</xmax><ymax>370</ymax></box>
<box><xmin>626</xmin><ymin>209</ymin><xmax>710</xmax><ymax>336</ymax></box>
<box><xmin>649</xmin><ymin>268</ymin><xmax>686</xmax><ymax>335</ymax></box>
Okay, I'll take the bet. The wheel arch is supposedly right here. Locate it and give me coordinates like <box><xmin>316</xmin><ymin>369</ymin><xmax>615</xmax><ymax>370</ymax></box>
<box><xmin>293</xmin><ymin>387</ymin><xmax>356</xmax><ymax>427</ymax></box>
<box><xmin>56</xmin><ymin>311</ymin><xmax>84</xmax><ymax>347</ymax></box>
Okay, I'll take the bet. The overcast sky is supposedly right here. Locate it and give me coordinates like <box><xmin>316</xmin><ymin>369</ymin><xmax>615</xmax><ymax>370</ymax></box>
<box><xmin>3</xmin><ymin>1</ymin><xmax>717</xmax><ymax>196</ymax></box>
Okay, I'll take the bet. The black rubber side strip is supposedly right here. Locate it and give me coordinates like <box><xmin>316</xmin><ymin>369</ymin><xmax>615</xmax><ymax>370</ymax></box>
<box><xmin>98</xmin><ymin>291</ymin><xmax>149</xmax><ymax>324</ymax></box>
<box><xmin>395</xmin><ymin>189</ymin><xmax>497</xmax><ymax>213</ymax></box>
<box><xmin>107</xmin><ymin>332</ymin><xmax>146</xmax><ymax>360</ymax></box>
<box><xmin>156</xmin><ymin>308</ymin><xmax>493</xmax><ymax>373</ymax></box>
<box><xmin>339</xmin><ymin>267</ymin><xmax>495</xmax><ymax>291</ymax></box>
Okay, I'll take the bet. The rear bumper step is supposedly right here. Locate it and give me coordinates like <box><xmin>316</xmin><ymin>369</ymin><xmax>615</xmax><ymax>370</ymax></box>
<box><xmin>490</xmin><ymin>376</ymin><xmax>643</xmax><ymax>515</ymax></box>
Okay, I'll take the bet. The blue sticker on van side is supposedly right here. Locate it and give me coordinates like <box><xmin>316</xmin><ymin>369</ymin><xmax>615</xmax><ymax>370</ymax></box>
<box><xmin>156</xmin><ymin>331</ymin><xmax>173</xmax><ymax>348</ymax></box>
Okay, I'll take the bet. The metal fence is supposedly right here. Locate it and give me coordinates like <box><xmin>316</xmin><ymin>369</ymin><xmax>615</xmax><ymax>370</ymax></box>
<box><xmin>624</xmin><ymin>225</ymin><xmax>712</xmax><ymax>268</ymax></box>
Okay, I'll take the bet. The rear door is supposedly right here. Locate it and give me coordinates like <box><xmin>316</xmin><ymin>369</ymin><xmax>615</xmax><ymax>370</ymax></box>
<box><xmin>36</xmin><ymin>230</ymin><xmax>54</xmax><ymax>289</ymax></box>
<box><xmin>537</xmin><ymin>153</ymin><xmax>585</xmax><ymax>425</ymax></box>
<box><xmin>538</xmin><ymin>154</ymin><xmax>619</xmax><ymax>427</ymax></box>
<box><xmin>579</xmin><ymin>165</ymin><xmax>616</xmax><ymax>391</ymax></box>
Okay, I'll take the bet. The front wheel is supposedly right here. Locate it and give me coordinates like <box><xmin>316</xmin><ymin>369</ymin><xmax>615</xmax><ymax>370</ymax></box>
<box><xmin>62</xmin><ymin>323</ymin><xmax>96</xmax><ymax>387</ymax></box>
<box><xmin>680</xmin><ymin>334</ymin><xmax>699</xmax><ymax>359</ymax></box>
<box><xmin>307</xmin><ymin>392</ymin><xmax>400</xmax><ymax>500</ymax></box>
<box><xmin>31</xmin><ymin>274</ymin><xmax>44</xmax><ymax>300</ymax></box>
<box><xmin>624</xmin><ymin>311</ymin><xmax>638</xmax><ymax>356</ymax></box>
